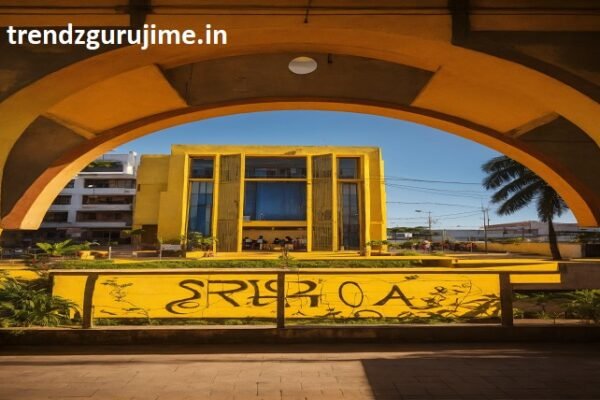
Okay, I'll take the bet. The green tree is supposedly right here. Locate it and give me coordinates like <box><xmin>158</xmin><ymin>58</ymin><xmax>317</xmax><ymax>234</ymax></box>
<box><xmin>36</xmin><ymin>239</ymin><xmax>89</xmax><ymax>257</ymax></box>
<box><xmin>185</xmin><ymin>232</ymin><xmax>217</xmax><ymax>253</ymax></box>
<box><xmin>482</xmin><ymin>156</ymin><xmax>568</xmax><ymax>260</ymax></box>
<box><xmin>122</xmin><ymin>228</ymin><xmax>144</xmax><ymax>250</ymax></box>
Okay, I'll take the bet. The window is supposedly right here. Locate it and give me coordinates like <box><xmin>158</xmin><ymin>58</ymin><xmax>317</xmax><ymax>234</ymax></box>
<box><xmin>43</xmin><ymin>212</ymin><xmax>68</xmax><ymax>223</ymax></box>
<box><xmin>76</xmin><ymin>211</ymin><xmax>132</xmax><ymax>223</ymax></box>
<box><xmin>244</xmin><ymin>182</ymin><xmax>306</xmax><ymax>220</ymax></box>
<box><xmin>245</xmin><ymin>157</ymin><xmax>306</xmax><ymax>178</ymax></box>
<box><xmin>82</xmin><ymin>195</ymin><xmax>134</xmax><ymax>205</ymax></box>
<box><xmin>338</xmin><ymin>158</ymin><xmax>359</xmax><ymax>179</ymax></box>
<box><xmin>52</xmin><ymin>195</ymin><xmax>71</xmax><ymax>205</ymax></box>
<box><xmin>64</xmin><ymin>180</ymin><xmax>75</xmax><ymax>189</ymax></box>
<box><xmin>84</xmin><ymin>179</ymin><xmax>136</xmax><ymax>189</ymax></box>
<box><xmin>187</xmin><ymin>182</ymin><xmax>213</xmax><ymax>236</ymax></box>
<box><xmin>190</xmin><ymin>158</ymin><xmax>214</xmax><ymax>179</ymax></box>
<box><xmin>339</xmin><ymin>183</ymin><xmax>360</xmax><ymax>249</ymax></box>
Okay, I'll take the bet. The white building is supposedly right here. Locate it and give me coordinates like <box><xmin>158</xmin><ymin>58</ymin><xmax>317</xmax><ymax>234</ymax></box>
<box><xmin>388</xmin><ymin>221</ymin><xmax>600</xmax><ymax>245</ymax></box>
<box><xmin>486</xmin><ymin>220</ymin><xmax>599</xmax><ymax>241</ymax></box>
<box><xmin>40</xmin><ymin>152</ymin><xmax>138</xmax><ymax>243</ymax></box>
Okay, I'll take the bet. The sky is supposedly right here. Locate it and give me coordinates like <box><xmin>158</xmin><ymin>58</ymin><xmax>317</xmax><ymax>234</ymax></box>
<box><xmin>114</xmin><ymin>110</ymin><xmax>576</xmax><ymax>230</ymax></box>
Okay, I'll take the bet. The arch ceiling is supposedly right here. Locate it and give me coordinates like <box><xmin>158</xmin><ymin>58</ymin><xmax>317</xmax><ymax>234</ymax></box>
<box><xmin>0</xmin><ymin>0</ymin><xmax>599</xmax><ymax>229</ymax></box>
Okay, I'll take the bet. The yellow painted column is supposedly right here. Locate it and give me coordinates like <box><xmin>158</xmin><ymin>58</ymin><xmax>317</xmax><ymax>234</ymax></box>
<box><xmin>306</xmin><ymin>155</ymin><xmax>313</xmax><ymax>252</ymax></box>
<box><xmin>379</xmin><ymin>153</ymin><xmax>388</xmax><ymax>246</ymax></box>
<box><xmin>236</xmin><ymin>153</ymin><xmax>246</xmax><ymax>253</ymax></box>
<box><xmin>331</xmin><ymin>153</ymin><xmax>339</xmax><ymax>252</ymax></box>
<box><xmin>362</xmin><ymin>154</ymin><xmax>371</xmax><ymax>254</ymax></box>
<box><xmin>157</xmin><ymin>152</ymin><xmax>187</xmax><ymax>242</ymax></box>
<box><xmin>180</xmin><ymin>154</ymin><xmax>191</xmax><ymax>240</ymax></box>
<box><xmin>211</xmin><ymin>154</ymin><xmax>221</xmax><ymax>253</ymax></box>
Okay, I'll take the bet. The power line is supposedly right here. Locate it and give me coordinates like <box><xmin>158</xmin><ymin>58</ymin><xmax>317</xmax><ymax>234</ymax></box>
<box><xmin>388</xmin><ymin>210</ymin><xmax>482</xmax><ymax>220</ymax></box>
<box><xmin>441</xmin><ymin>212</ymin><xmax>483</xmax><ymax>220</ymax></box>
<box><xmin>386</xmin><ymin>201</ymin><xmax>483</xmax><ymax>209</ymax></box>
<box><xmin>385</xmin><ymin>183</ymin><xmax>488</xmax><ymax>200</ymax></box>
<box><xmin>389</xmin><ymin>184</ymin><xmax>485</xmax><ymax>195</ymax></box>
<box><xmin>435</xmin><ymin>211</ymin><xmax>484</xmax><ymax>218</ymax></box>
<box><xmin>385</xmin><ymin>183</ymin><xmax>486</xmax><ymax>194</ymax></box>
<box><xmin>384</xmin><ymin>176</ymin><xmax>481</xmax><ymax>185</ymax></box>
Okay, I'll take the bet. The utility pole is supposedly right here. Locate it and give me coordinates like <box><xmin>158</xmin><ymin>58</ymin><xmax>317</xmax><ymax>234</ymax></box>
<box><xmin>482</xmin><ymin>207</ymin><xmax>489</xmax><ymax>253</ymax></box>
<box><xmin>416</xmin><ymin>210</ymin><xmax>433</xmax><ymax>253</ymax></box>
<box><xmin>428</xmin><ymin>211</ymin><xmax>433</xmax><ymax>247</ymax></box>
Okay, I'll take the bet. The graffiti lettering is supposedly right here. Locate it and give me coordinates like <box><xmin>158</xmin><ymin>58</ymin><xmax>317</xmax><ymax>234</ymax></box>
<box><xmin>75</xmin><ymin>273</ymin><xmax>503</xmax><ymax>320</ymax></box>
<box><xmin>338</xmin><ymin>281</ymin><xmax>364</xmax><ymax>308</ymax></box>
<box><xmin>165</xmin><ymin>279</ymin><xmax>205</xmax><ymax>314</ymax></box>
<box><xmin>353</xmin><ymin>309</ymin><xmax>383</xmax><ymax>319</ymax></box>
<box><xmin>248</xmin><ymin>279</ymin><xmax>278</xmax><ymax>306</ymax></box>
<box><xmin>374</xmin><ymin>285</ymin><xmax>414</xmax><ymax>307</ymax></box>
<box><xmin>286</xmin><ymin>280</ymin><xmax>319</xmax><ymax>307</ymax></box>
<box><xmin>207</xmin><ymin>280</ymin><xmax>248</xmax><ymax>307</ymax></box>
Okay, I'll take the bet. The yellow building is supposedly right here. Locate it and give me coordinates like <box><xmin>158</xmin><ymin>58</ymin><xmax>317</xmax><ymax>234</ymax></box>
<box><xmin>133</xmin><ymin>145</ymin><xmax>387</xmax><ymax>253</ymax></box>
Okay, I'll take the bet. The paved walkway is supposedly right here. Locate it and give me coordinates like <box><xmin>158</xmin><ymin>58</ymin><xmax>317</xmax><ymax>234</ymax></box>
<box><xmin>1</xmin><ymin>343</ymin><xmax>599</xmax><ymax>400</ymax></box>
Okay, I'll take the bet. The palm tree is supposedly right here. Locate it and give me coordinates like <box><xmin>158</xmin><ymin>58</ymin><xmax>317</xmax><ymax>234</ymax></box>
<box><xmin>482</xmin><ymin>156</ymin><xmax>568</xmax><ymax>260</ymax></box>
<box><xmin>36</xmin><ymin>239</ymin><xmax>86</xmax><ymax>257</ymax></box>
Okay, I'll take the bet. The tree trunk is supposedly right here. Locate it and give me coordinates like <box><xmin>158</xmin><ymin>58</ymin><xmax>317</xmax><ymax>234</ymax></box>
<box><xmin>547</xmin><ymin>218</ymin><xmax>562</xmax><ymax>260</ymax></box>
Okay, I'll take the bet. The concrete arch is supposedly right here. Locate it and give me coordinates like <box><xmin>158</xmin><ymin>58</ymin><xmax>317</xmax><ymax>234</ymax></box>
<box><xmin>1</xmin><ymin>12</ymin><xmax>599</xmax><ymax>229</ymax></box>
<box><xmin>3</xmin><ymin>98</ymin><xmax>598</xmax><ymax>230</ymax></box>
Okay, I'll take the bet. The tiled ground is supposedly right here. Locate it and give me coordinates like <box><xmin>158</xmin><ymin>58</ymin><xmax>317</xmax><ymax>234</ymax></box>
<box><xmin>1</xmin><ymin>343</ymin><xmax>599</xmax><ymax>400</ymax></box>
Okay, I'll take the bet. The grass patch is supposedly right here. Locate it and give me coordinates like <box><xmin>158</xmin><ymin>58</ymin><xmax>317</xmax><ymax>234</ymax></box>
<box><xmin>93</xmin><ymin>316</ymin><xmax>498</xmax><ymax>326</ymax></box>
<box><xmin>52</xmin><ymin>259</ymin><xmax>421</xmax><ymax>270</ymax></box>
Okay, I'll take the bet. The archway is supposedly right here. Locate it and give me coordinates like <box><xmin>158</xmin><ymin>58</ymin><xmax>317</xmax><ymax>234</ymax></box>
<box><xmin>1</xmin><ymin>11</ymin><xmax>599</xmax><ymax>229</ymax></box>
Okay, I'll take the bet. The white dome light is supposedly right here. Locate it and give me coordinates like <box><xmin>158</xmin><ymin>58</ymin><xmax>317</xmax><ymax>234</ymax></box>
<box><xmin>288</xmin><ymin>56</ymin><xmax>318</xmax><ymax>75</ymax></box>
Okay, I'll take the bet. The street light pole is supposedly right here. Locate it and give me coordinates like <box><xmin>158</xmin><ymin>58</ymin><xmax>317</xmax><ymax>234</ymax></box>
<box><xmin>416</xmin><ymin>210</ymin><xmax>433</xmax><ymax>253</ymax></box>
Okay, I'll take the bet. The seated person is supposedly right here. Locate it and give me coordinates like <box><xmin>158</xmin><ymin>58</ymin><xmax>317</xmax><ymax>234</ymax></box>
<box><xmin>256</xmin><ymin>235</ymin><xmax>267</xmax><ymax>250</ymax></box>
<box><xmin>284</xmin><ymin>236</ymin><xmax>294</xmax><ymax>250</ymax></box>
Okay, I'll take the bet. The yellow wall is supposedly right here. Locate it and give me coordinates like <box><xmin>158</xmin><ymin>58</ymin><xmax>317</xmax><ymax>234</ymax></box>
<box><xmin>487</xmin><ymin>242</ymin><xmax>583</xmax><ymax>258</ymax></box>
<box><xmin>133</xmin><ymin>156</ymin><xmax>169</xmax><ymax>227</ymax></box>
<box><xmin>52</xmin><ymin>271</ymin><xmax>506</xmax><ymax>320</ymax></box>
<box><xmin>132</xmin><ymin>145</ymin><xmax>388</xmax><ymax>251</ymax></box>
<box><xmin>49</xmin><ymin>262</ymin><xmax>563</xmax><ymax>320</ymax></box>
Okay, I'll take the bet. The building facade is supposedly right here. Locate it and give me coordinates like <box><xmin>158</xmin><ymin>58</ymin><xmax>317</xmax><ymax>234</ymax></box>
<box><xmin>486</xmin><ymin>221</ymin><xmax>600</xmax><ymax>242</ymax></box>
<box><xmin>133</xmin><ymin>145</ymin><xmax>387</xmax><ymax>253</ymax></box>
<box><xmin>39</xmin><ymin>152</ymin><xmax>138</xmax><ymax>243</ymax></box>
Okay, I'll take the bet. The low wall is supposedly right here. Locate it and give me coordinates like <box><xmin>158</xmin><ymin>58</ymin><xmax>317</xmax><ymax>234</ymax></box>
<box><xmin>514</xmin><ymin>263</ymin><xmax>600</xmax><ymax>290</ymax></box>
<box><xmin>51</xmin><ymin>269</ymin><xmax>509</xmax><ymax>321</ymax></box>
<box><xmin>487</xmin><ymin>242</ymin><xmax>582</xmax><ymax>258</ymax></box>
<box><xmin>1</xmin><ymin>325</ymin><xmax>599</xmax><ymax>345</ymax></box>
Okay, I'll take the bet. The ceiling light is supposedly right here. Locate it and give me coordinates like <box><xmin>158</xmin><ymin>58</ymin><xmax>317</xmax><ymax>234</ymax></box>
<box><xmin>288</xmin><ymin>56</ymin><xmax>317</xmax><ymax>75</ymax></box>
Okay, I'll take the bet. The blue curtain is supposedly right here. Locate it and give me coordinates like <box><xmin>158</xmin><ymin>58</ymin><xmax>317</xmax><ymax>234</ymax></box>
<box><xmin>188</xmin><ymin>182</ymin><xmax>213</xmax><ymax>235</ymax></box>
<box><xmin>244</xmin><ymin>182</ymin><xmax>306</xmax><ymax>220</ymax></box>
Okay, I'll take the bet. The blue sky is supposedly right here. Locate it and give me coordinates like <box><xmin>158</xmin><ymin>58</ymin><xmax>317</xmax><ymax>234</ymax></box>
<box><xmin>114</xmin><ymin>110</ymin><xmax>576</xmax><ymax>229</ymax></box>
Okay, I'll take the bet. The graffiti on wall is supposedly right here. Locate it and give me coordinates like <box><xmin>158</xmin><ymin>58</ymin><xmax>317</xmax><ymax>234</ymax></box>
<box><xmin>53</xmin><ymin>272</ymin><xmax>501</xmax><ymax>320</ymax></box>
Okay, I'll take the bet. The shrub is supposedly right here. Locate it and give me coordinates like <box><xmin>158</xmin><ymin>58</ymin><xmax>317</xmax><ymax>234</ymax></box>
<box><xmin>565</xmin><ymin>290</ymin><xmax>600</xmax><ymax>323</ymax></box>
<box><xmin>0</xmin><ymin>276</ymin><xmax>77</xmax><ymax>327</ymax></box>
<box><xmin>36</xmin><ymin>239</ymin><xmax>92</xmax><ymax>257</ymax></box>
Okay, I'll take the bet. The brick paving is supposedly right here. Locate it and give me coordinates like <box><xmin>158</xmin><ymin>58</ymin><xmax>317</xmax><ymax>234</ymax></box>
<box><xmin>1</xmin><ymin>343</ymin><xmax>599</xmax><ymax>400</ymax></box>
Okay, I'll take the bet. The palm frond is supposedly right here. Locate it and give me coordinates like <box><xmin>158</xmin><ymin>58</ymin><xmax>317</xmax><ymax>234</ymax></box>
<box><xmin>482</xmin><ymin>155</ymin><xmax>570</xmax><ymax>222</ymax></box>
<box><xmin>482</xmin><ymin>156</ymin><xmax>529</xmax><ymax>189</ymax></box>
<box><xmin>490</xmin><ymin>174</ymin><xmax>541</xmax><ymax>203</ymax></box>
<box><xmin>496</xmin><ymin>180</ymin><xmax>543</xmax><ymax>216</ymax></box>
